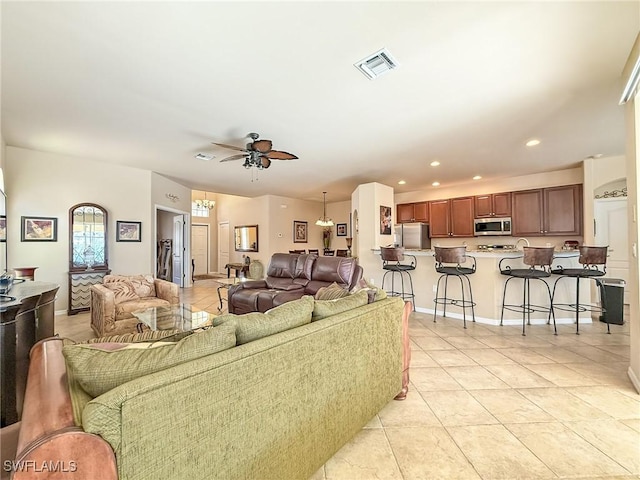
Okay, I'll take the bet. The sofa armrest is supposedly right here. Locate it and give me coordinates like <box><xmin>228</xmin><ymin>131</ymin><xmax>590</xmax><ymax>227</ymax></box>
<box><xmin>154</xmin><ymin>278</ymin><xmax>179</xmax><ymax>304</ymax></box>
<box><xmin>12</xmin><ymin>338</ymin><xmax>117</xmax><ymax>480</ymax></box>
<box><xmin>90</xmin><ymin>284</ymin><xmax>116</xmax><ymax>336</ymax></box>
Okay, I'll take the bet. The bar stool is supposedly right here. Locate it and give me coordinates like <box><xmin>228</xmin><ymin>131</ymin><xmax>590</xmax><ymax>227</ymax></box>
<box><xmin>550</xmin><ymin>246</ymin><xmax>608</xmax><ymax>334</ymax></box>
<box><xmin>500</xmin><ymin>247</ymin><xmax>556</xmax><ymax>336</ymax></box>
<box><xmin>380</xmin><ymin>246</ymin><xmax>416</xmax><ymax>309</ymax></box>
<box><xmin>433</xmin><ymin>246</ymin><xmax>476</xmax><ymax>328</ymax></box>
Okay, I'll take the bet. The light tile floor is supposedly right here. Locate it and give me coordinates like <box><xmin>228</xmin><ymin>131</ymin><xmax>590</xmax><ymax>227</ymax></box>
<box><xmin>56</xmin><ymin>280</ymin><xmax>640</xmax><ymax>480</ymax></box>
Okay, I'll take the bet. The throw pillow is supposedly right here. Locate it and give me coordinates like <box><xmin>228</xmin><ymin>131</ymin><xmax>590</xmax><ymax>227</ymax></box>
<box><xmin>102</xmin><ymin>281</ymin><xmax>139</xmax><ymax>304</ymax></box>
<box><xmin>350</xmin><ymin>278</ymin><xmax>387</xmax><ymax>303</ymax></box>
<box><xmin>315</xmin><ymin>282</ymin><xmax>349</xmax><ymax>300</ymax></box>
<box><xmin>312</xmin><ymin>289</ymin><xmax>369</xmax><ymax>321</ymax></box>
<box><xmin>105</xmin><ymin>274</ymin><xmax>156</xmax><ymax>298</ymax></box>
<box><xmin>62</xmin><ymin>324</ymin><xmax>236</xmax><ymax>397</ymax></box>
<box><xmin>213</xmin><ymin>295</ymin><xmax>314</xmax><ymax>345</ymax></box>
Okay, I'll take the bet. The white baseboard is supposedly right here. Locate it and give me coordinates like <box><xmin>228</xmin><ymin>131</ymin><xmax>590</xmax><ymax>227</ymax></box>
<box><xmin>628</xmin><ymin>366</ymin><xmax>640</xmax><ymax>395</ymax></box>
<box><xmin>414</xmin><ymin>306</ymin><xmax>588</xmax><ymax>326</ymax></box>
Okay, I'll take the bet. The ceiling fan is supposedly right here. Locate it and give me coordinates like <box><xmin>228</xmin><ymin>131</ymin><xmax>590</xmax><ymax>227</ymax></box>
<box><xmin>213</xmin><ymin>133</ymin><xmax>298</xmax><ymax>169</ymax></box>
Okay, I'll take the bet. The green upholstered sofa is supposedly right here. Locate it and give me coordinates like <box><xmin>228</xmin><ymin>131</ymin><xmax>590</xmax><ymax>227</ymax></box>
<box><xmin>13</xmin><ymin>296</ymin><xmax>410</xmax><ymax>480</ymax></box>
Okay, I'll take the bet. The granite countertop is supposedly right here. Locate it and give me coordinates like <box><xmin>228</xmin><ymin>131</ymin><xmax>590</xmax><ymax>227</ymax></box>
<box><xmin>373</xmin><ymin>248</ymin><xmax>580</xmax><ymax>258</ymax></box>
<box><xmin>0</xmin><ymin>281</ymin><xmax>59</xmax><ymax>309</ymax></box>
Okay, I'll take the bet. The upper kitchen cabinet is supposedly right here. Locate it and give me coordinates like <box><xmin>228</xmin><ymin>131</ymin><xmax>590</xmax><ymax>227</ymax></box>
<box><xmin>474</xmin><ymin>192</ymin><xmax>511</xmax><ymax>218</ymax></box>
<box><xmin>396</xmin><ymin>202</ymin><xmax>429</xmax><ymax>223</ymax></box>
<box><xmin>511</xmin><ymin>184</ymin><xmax>582</xmax><ymax>236</ymax></box>
<box><xmin>429</xmin><ymin>197</ymin><xmax>475</xmax><ymax>238</ymax></box>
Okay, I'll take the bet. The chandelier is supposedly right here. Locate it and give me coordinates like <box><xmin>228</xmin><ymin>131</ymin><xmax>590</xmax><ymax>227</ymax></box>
<box><xmin>195</xmin><ymin>192</ymin><xmax>215</xmax><ymax>210</ymax></box>
<box><xmin>315</xmin><ymin>191</ymin><xmax>334</xmax><ymax>227</ymax></box>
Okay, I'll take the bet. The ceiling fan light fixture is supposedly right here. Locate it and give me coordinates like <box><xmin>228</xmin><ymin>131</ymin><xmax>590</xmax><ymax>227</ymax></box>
<box><xmin>315</xmin><ymin>191</ymin><xmax>334</xmax><ymax>227</ymax></box>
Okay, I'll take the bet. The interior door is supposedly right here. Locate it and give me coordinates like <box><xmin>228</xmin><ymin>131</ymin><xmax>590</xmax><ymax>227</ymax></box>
<box><xmin>595</xmin><ymin>198</ymin><xmax>629</xmax><ymax>303</ymax></box>
<box><xmin>172</xmin><ymin>215</ymin><xmax>185</xmax><ymax>286</ymax></box>
<box><xmin>191</xmin><ymin>224</ymin><xmax>208</xmax><ymax>276</ymax></box>
<box><xmin>218</xmin><ymin>222</ymin><xmax>230</xmax><ymax>274</ymax></box>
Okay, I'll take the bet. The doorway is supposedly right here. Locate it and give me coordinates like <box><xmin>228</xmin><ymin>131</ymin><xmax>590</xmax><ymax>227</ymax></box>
<box><xmin>192</xmin><ymin>224</ymin><xmax>209</xmax><ymax>276</ymax></box>
<box><xmin>218</xmin><ymin>222</ymin><xmax>230</xmax><ymax>273</ymax></box>
<box><xmin>594</xmin><ymin>198</ymin><xmax>629</xmax><ymax>303</ymax></box>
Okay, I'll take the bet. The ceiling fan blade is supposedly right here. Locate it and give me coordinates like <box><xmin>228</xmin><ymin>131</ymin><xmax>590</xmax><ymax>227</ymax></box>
<box><xmin>252</xmin><ymin>139</ymin><xmax>273</xmax><ymax>153</ymax></box>
<box><xmin>219</xmin><ymin>153</ymin><xmax>248</xmax><ymax>162</ymax></box>
<box><xmin>266</xmin><ymin>150</ymin><xmax>298</xmax><ymax>160</ymax></box>
<box><xmin>212</xmin><ymin>142</ymin><xmax>248</xmax><ymax>152</ymax></box>
<box><xmin>260</xmin><ymin>157</ymin><xmax>272</xmax><ymax>169</ymax></box>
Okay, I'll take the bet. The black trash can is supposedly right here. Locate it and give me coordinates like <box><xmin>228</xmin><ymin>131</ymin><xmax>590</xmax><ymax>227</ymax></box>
<box><xmin>598</xmin><ymin>278</ymin><xmax>626</xmax><ymax>325</ymax></box>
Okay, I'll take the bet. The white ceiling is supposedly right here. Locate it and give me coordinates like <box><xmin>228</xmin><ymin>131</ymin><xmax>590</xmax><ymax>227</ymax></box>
<box><xmin>2</xmin><ymin>2</ymin><xmax>638</xmax><ymax>202</ymax></box>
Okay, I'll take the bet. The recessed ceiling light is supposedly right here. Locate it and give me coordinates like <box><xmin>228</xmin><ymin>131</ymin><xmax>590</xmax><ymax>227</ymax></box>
<box><xmin>525</xmin><ymin>139</ymin><xmax>540</xmax><ymax>147</ymax></box>
<box><xmin>432</xmin><ymin>181</ymin><xmax>440</xmax><ymax>187</ymax></box>
<box><xmin>430</xmin><ymin>161</ymin><xmax>440</xmax><ymax>167</ymax></box>
<box><xmin>473</xmin><ymin>175</ymin><xmax>482</xmax><ymax>180</ymax></box>
<box><xmin>195</xmin><ymin>153</ymin><xmax>215</xmax><ymax>161</ymax></box>
<box><xmin>398</xmin><ymin>180</ymin><xmax>406</xmax><ymax>185</ymax></box>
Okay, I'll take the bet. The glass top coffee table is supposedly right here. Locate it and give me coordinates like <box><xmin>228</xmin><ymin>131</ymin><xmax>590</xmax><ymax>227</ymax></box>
<box><xmin>132</xmin><ymin>304</ymin><xmax>216</xmax><ymax>332</ymax></box>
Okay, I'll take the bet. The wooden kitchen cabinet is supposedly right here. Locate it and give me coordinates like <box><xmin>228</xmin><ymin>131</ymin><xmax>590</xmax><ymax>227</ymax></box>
<box><xmin>429</xmin><ymin>197</ymin><xmax>474</xmax><ymax>237</ymax></box>
<box><xmin>511</xmin><ymin>185</ymin><xmax>582</xmax><ymax>236</ymax></box>
<box><xmin>474</xmin><ymin>192</ymin><xmax>511</xmax><ymax>218</ymax></box>
<box><xmin>544</xmin><ymin>184</ymin><xmax>582</xmax><ymax>235</ymax></box>
<box><xmin>396</xmin><ymin>201</ymin><xmax>429</xmax><ymax>223</ymax></box>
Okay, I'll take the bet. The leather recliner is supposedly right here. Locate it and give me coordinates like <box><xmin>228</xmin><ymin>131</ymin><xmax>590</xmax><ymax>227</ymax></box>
<box><xmin>227</xmin><ymin>253</ymin><xmax>363</xmax><ymax>314</ymax></box>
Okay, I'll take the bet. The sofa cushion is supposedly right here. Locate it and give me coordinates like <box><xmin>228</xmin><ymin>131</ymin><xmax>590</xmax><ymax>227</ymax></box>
<box><xmin>104</xmin><ymin>274</ymin><xmax>157</xmax><ymax>298</ymax></box>
<box><xmin>315</xmin><ymin>282</ymin><xmax>350</xmax><ymax>300</ymax></box>
<box><xmin>265</xmin><ymin>278</ymin><xmax>301</xmax><ymax>290</ymax></box>
<box><xmin>312</xmin><ymin>289</ymin><xmax>369</xmax><ymax>321</ymax></box>
<box><xmin>214</xmin><ymin>295</ymin><xmax>314</xmax><ymax>344</ymax></box>
<box><xmin>351</xmin><ymin>278</ymin><xmax>388</xmax><ymax>303</ymax></box>
<box><xmin>266</xmin><ymin>253</ymin><xmax>298</xmax><ymax>279</ymax></box>
<box><xmin>102</xmin><ymin>281</ymin><xmax>139</xmax><ymax>304</ymax></box>
<box><xmin>62</xmin><ymin>324</ymin><xmax>236</xmax><ymax>397</ymax></box>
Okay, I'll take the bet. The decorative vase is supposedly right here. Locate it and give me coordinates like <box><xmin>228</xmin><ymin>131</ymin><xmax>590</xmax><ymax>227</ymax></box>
<box><xmin>323</xmin><ymin>229</ymin><xmax>332</xmax><ymax>250</ymax></box>
<box><xmin>249</xmin><ymin>260</ymin><xmax>264</xmax><ymax>279</ymax></box>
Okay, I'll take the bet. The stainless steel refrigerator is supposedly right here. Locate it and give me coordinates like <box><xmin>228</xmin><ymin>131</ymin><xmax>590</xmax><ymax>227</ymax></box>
<box><xmin>394</xmin><ymin>223</ymin><xmax>431</xmax><ymax>250</ymax></box>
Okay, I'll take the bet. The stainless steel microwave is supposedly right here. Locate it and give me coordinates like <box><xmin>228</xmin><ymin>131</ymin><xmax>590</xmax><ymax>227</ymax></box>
<box><xmin>474</xmin><ymin>217</ymin><xmax>512</xmax><ymax>236</ymax></box>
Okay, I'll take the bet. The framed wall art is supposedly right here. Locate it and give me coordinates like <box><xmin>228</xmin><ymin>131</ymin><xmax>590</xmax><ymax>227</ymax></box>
<box><xmin>293</xmin><ymin>220</ymin><xmax>308</xmax><ymax>243</ymax></box>
<box><xmin>116</xmin><ymin>221</ymin><xmax>142</xmax><ymax>242</ymax></box>
<box><xmin>0</xmin><ymin>216</ymin><xmax>5</xmax><ymax>242</ymax></box>
<box><xmin>21</xmin><ymin>216</ymin><xmax>58</xmax><ymax>242</ymax></box>
<box><xmin>336</xmin><ymin>223</ymin><xmax>347</xmax><ymax>237</ymax></box>
<box><xmin>380</xmin><ymin>205</ymin><xmax>392</xmax><ymax>235</ymax></box>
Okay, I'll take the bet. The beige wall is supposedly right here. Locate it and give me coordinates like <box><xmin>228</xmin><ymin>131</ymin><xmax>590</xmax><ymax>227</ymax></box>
<box><xmin>625</xmin><ymin>41</ymin><xmax>640</xmax><ymax>390</ymax></box>
<box><xmin>395</xmin><ymin>167</ymin><xmax>583</xmax><ymax>204</ymax></box>
<box><xmin>211</xmin><ymin>193</ymin><xmax>350</xmax><ymax>271</ymax></box>
<box><xmin>5</xmin><ymin>147</ymin><xmax>189</xmax><ymax>311</ymax></box>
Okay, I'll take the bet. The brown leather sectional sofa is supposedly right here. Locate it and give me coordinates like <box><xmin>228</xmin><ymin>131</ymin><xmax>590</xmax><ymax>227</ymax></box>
<box><xmin>227</xmin><ymin>253</ymin><xmax>363</xmax><ymax>314</ymax></box>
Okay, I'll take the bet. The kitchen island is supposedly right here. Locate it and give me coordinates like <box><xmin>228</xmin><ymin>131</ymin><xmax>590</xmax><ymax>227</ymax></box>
<box><xmin>374</xmin><ymin>248</ymin><xmax>590</xmax><ymax>326</ymax></box>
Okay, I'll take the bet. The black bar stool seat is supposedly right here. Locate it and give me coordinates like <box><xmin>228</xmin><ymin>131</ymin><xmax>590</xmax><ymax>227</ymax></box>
<box><xmin>551</xmin><ymin>245</ymin><xmax>608</xmax><ymax>334</ymax></box>
<box><xmin>433</xmin><ymin>246</ymin><xmax>476</xmax><ymax>328</ymax></box>
<box><xmin>380</xmin><ymin>246</ymin><xmax>416</xmax><ymax>310</ymax></box>
<box><xmin>500</xmin><ymin>246</ymin><xmax>557</xmax><ymax>336</ymax></box>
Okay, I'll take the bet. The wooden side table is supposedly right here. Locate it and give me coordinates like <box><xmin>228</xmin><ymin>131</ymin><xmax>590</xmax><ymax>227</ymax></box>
<box><xmin>13</xmin><ymin>267</ymin><xmax>38</xmax><ymax>281</ymax></box>
<box><xmin>224</xmin><ymin>263</ymin><xmax>249</xmax><ymax>278</ymax></box>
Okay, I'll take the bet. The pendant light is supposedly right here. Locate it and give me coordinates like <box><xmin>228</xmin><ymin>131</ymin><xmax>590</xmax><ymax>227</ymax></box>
<box><xmin>195</xmin><ymin>192</ymin><xmax>215</xmax><ymax>209</ymax></box>
<box><xmin>315</xmin><ymin>191</ymin><xmax>334</xmax><ymax>227</ymax></box>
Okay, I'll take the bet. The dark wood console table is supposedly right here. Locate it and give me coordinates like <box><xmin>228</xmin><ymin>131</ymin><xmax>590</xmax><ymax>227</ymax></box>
<box><xmin>225</xmin><ymin>263</ymin><xmax>249</xmax><ymax>278</ymax></box>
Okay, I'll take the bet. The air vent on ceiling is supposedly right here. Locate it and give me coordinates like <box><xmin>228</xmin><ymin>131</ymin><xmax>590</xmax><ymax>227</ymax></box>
<box><xmin>354</xmin><ymin>48</ymin><xmax>399</xmax><ymax>80</ymax></box>
<box><xmin>195</xmin><ymin>153</ymin><xmax>215</xmax><ymax>161</ymax></box>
